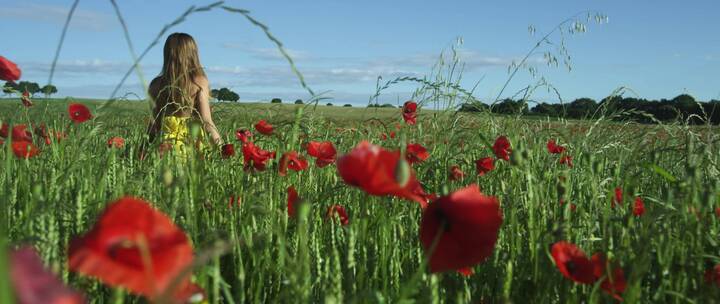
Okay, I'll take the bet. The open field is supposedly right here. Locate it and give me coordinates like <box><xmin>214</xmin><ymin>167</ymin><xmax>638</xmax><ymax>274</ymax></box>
<box><xmin>1</xmin><ymin>97</ymin><xmax>720</xmax><ymax>303</ymax></box>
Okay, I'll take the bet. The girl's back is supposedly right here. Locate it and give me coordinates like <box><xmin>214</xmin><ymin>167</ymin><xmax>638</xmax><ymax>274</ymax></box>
<box><xmin>145</xmin><ymin>33</ymin><xmax>222</xmax><ymax>152</ymax></box>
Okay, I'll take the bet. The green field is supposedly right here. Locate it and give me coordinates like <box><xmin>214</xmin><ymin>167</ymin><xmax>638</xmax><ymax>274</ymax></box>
<box><xmin>1</xmin><ymin>97</ymin><xmax>720</xmax><ymax>303</ymax></box>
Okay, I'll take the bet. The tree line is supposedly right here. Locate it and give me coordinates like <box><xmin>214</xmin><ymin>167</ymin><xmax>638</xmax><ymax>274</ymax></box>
<box><xmin>3</xmin><ymin>81</ymin><xmax>58</xmax><ymax>98</ymax></box>
<box><xmin>459</xmin><ymin>94</ymin><xmax>720</xmax><ymax>125</ymax></box>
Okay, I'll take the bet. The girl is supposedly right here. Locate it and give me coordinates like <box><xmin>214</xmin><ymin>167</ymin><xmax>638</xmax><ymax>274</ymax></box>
<box><xmin>145</xmin><ymin>32</ymin><xmax>223</xmax><ymax>155</ymax></box>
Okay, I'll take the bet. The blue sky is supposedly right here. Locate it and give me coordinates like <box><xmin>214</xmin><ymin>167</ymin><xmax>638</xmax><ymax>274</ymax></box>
<box><xmin>1</xmin><ymin>0</ymin><xmax>718</xmax><ymax>105</ymax></box>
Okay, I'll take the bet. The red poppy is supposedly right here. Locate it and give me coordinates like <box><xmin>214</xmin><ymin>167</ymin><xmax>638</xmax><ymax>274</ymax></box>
<box><xmin>715</xmin><ymin>207</ymin><xmax>720</xmax><ymax>218</ymax></box>
<box><xmin>21</xmin><ymin>91</ymin><xmax>33</xmax><ymax>107</ymax></box>
<box><xmin>559</xmin><ymin>155</ymin><xmax>573</xmax><ymax>168</ymax></box>
<box><xmin>612</xmin><ymin>187</ymin><xmax>623</xmax><ymax>208</ymax></box>
<box><xmin>11</xmin><ymin>124</ymin><xmax>32</xmax><ymax>142</ymax></box>
<box><xmin>68</xmin><ymin>103</ymin><xmax>92</xmax><ymax>123</ymax></box>
<box><xmin>402</xmin><ymin>100</ymin><xmax>418</xmax><ymax>125</ymax></box>
<box><xmin>68</xmin><ymin>196</ymin><xmax>194</xmax><ymax>301</ymax></box>
<box><xmin>0</xmin><ymin>122</ymin><xmax>8</xmax><ymax>138</ymax></box>
<box><xmin>221</xmin><ymin>143</ymin><xmax>235</xmax><ymax>158</ymax></box>
<box><xmin>0</xmin><ymin>138</ymin><xmax>4</xmax><ymax>145</ymax></box>
<box><xmin>633</xmin><ymin>196</ymin><xmax>645</xmax><ymax>217</ymax></box>
<box><xmin>457</xmin><ymin>267</ymin><xmax>474</xmax><ymax>277</ymax></box>
<box><xmin>492</xmin><ymin>136</ymin><xmax>511</xmax><ymax>161</ymax></box>
<box><xmin>405</xmin><ymin>143</ymin><xmax>430</xmax><ymax>164</ymax></box>
<box><xmin>591</xmin><ymin>253</ymin><xmax>627</xmax><ymax>301</ymax></box>
<box><xmin>10</xmin><ymin>246</ymin><xmax>85</xmax><ymax>304</ymax></box>
<box><xmin>705</xmin><ymin>264</ymin><xmax>720</xmax><ymax>287</ymax></box>
<box><xmin>475</xmin><ymin>157</ymin><xmax>495</xmax><ymax>176</ymax></box>
<box><xmin>50</xmin><ymin>130</ymin><xmax>67</xmax><ymax>144</ymax></box>
<box><xmin>33</xmin><ymin>123</ymin><xmax>47</xmax><ymax>139</ymax></box>
<box><xmin>337</xmin><ymin>141</ymin><xmax>428</xmax><ymax>207</ymax></box>
<box><xmin>279</xmin><ymin>151</ymin><xmax>309</xmax><ymax>176</ymax></box>
<box><xmin>449</xmin><ymin>165</ymin><xmax>465</xmax><ymax>181</ymax></box>
<box><xmin>547</xmin><ymin>139</ymin><xmax>566</xmax><ymax>154</ymax></box>
<box><xmin>107</xmin><ymin>137</ymin><xmax>125</xmax><ymax>149</ymax></box>
<box><xmin>235</xmin><ymin>129</ymin><xmax>253</xmax><ymax>143</ymax></box>
<box><xmin>559</xmin><ymin>199</ymin><xmax>577</xmax><ymax>212</ymax></box>
<box><xmin>287</xmin><ymin>186</ymin><xmax>300</xmax><ymax>217</ymax></box>
<box><xmin>410</xmin><ymin>181</ymin><xmax>436</xmax><ymax>206</ymax></box>
<box><xmin>550</xmin><ymin>241</ymin><xmax>597</xmax><ymax>284</ymax></box>
<box><xmin>12</xmin><ymin>141</ymin><xmax>40</xmax><ymax>159</ymax></box>
<box><xmin>254</xmin><ymin>120</ymin><xmax>273</xmax><ymax>135</ymax></box>
<box><xmin>0</xmin><ymin>56</ymin><xmax>21</xmax><ymax>81</ymax></box>
<box><xmin>306</xmin><ymin>141</ymin><xmax>337</xmax><ymax>167</ymax></box>
<box><xmin>419</xmin><ymin>184</ymin><xmax>502</xmax><ymax>273</ymax></box>
<box><xmin>380</xmin><ymin>131</ymin><xmax>396</xmax><ymax>140</ymax></box>
<box><xmin>241</xmin><ymin>142</ymin><xmax>276</xmax><ymax>171</ymax></box>
<box><xmin>228</xmin><ymin>195</ymin><xmax>242</xmax><ymax>208</ymax></box>
<box><xmin>326</xmin><ymin>204</ymin><xmax>350</xmax><ymax>226</ymax></box>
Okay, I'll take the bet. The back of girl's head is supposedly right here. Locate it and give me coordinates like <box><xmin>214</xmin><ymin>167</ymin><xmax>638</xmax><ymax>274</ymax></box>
<box><xmin>156</xmin><ymin>33</ymin><xmax>206</xmax><ymax>112</ymax></box>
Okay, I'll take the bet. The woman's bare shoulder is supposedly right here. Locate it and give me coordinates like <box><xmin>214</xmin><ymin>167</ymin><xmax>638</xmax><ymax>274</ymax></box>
<box><xmin>193</xmin><ymin>75</ymin><xmax>209</xmax><ymax>88</ymax></box>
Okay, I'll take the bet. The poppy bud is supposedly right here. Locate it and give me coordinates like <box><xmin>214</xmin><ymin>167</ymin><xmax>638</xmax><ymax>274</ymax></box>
<box><xmin>394</xmin><ymin>158</ymin><xmax>411</xmax><ymax>187</ymax></box>
<box><xmin>163</xmin><ymin>169</ymin><xmax>174</xmax><ymax>186</ymax></box>
<box><xmin>510</xmin><ymin>148</ymin><xmax>525</xmax><ymax>166</ymax></box>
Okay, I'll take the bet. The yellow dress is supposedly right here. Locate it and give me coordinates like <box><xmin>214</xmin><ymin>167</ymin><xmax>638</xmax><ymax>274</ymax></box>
<box><xmin>161</xmin><ymin>116</ymin><xmax>207</xmax><ymax>157</ymax></box>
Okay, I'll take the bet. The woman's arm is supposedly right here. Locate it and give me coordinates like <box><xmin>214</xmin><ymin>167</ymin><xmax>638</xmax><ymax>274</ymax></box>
<box><xmin>195</xmin><ymin>77</ymin><xmax>223</xmax><ymax>146</ymax></box>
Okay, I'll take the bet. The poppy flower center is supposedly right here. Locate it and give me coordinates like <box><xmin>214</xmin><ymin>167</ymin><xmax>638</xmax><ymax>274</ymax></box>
<box><xmin>565</xmin><ymin>261</ymin><xmax>576</xmax><ymax>274</ymax></box>
<box><xmin>435</xmin><ymin>209</ymin><xmax>452</xmax><ymax>232</ymax></box>
<box><xmin>106</xmin><ymin>239</ymin><xmax>146</xmax><ymax>269</ymax></box>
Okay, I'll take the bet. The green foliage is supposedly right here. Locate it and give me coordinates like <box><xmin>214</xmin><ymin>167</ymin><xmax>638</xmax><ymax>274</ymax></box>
<box><xmin>458</xmin><ymin>102</ymin><xmax>489</xmax><ymax>112</ymax></box>
<box><xmin>1</xmin><ymin>99</ymin><xmax>719</xmax><ymax>303</ymax></box>
<box><xmin>294</xmin><ymin>99</ymin><xmax>304</xmax><ymax>105</ymax></box>
<box><xmin>2</xmin><ymin>82</ymin><xmax>17</xmax><ymax>95</ymax></box>
<box><xmin>41</xmin><ymin>84</ymin><xmax>58</xmax><ymax>97</ymax></box>
<box><xmin>491</xmin><ymin>98</ymin><xmax>529</xmax><ymax>115</ymax></box>
<box><xmin>271</xmin><ymin>98</ymin><xmax>282</xmax><ymax>104</ymax></box>
<box><xmin>215</xmin><ymin>88</ymin><xmax>239</xmax><ymax>102</ymax></box>
<box><xmin>16</xmin><ymin>81</ymin><xmax>40</xmax><ymax>97</ymax></box>
<box><xmin>343</xmin><ymin>104</ymin><xmax>352</xmax><ymax>107</ymax></box>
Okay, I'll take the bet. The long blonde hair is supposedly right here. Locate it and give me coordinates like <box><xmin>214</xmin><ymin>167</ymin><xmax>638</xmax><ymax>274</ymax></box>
<box><xmin>153</xmin><ymin>33</ymin><xmax>206</xmax><ymax>114</ymax></box>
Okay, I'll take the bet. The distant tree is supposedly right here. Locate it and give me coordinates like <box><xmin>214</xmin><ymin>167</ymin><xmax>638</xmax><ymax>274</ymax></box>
<box><xmin>41</xmin><ymin>84</ymin><xmax>58</xmax><ymax>98</ymax></box>
<box><xmin>326</xmin><ymin>103</ymin><xmax>333</xmax><ymax>106</ymax></box>
<box><xmin>215</xmin><ymin>88</ymin><xmax>239</xmax><ymax>102</ymax></box>
<box><xmin>343</xmin><ymin>104</ymin><xmax>352</xmax><ymax>107</ymax></box>
<box><xmin>294</xmin><ymin>99</ymin><xmax>304</xmax><ymax>105</ymax></box>
<box><xmin>566</xmin><ymin>98</ymin><xmax>597</xmax><ymax>118</ymax></box>
<box><xmin>271</xmin><ymin>98</ymin><xmax>282</xmax><ymax>104</ymax></box>
<box><xmin>458</xmin><ymin>102</ymin><xmax>489</xmax><ymax>112</ymax></box>
<box><xmin>2</xmin><ymin>81</ymin><xmax>17</xmax><ymax>96</ymax></box>
<box><xmin>210</xmin><ymin>89</ymin><xmax>219</xmax><ymax>99</ymax></box>
<box><xmin>491</xmin><ymin>98</ymin><xmax>528</xmax><ymax>115</ymax></box>
<box><xmin>227</xmin><ymin>91</ymin><xmax>240</xmax><ymax>102</ymax></box>
<box><xmin>671</xmin><ymin>94</ymin><xmax>699</xmax><ymax>118</ymax></box>
<box><xmin>380</xmin><ymin>103</ymin><xmax>395</xmax><ymax>108</ymax></box>
<box><xmin>16</xmin><ymin>81</ymin><xmax>40</xmax><ymax>97</ymax></box>
<box><xmin>531</xmin><ymin>102</ymin><xmax>564</xmax><ymax>117</ymax></box>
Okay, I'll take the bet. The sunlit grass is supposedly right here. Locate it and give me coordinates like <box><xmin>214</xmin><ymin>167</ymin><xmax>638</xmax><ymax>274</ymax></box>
<box><xmin>1</xmin><ymin>97</ymin><xmax>719</xmax><ymax>302</ymax></box>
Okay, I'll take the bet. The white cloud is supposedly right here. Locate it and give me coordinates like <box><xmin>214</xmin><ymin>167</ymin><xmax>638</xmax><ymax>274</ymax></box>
<box><xmin>220</xmin><ymin>44</ymin><xmax>312</xmax><ymax>61</ymax></box>
<box><xmin>205</xmin><ymin>64</ymin><xmax>423</xmax><ymax>87</ymax></box>
<box><xmin>0</xmin><ymin>3</ymin><xmax>112</xmax><ymax>31</ymax></box>
<box><xmin>18</xmin><ymin>59</ymin><xmax>161</xmax><ymax>81</ymax></box>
